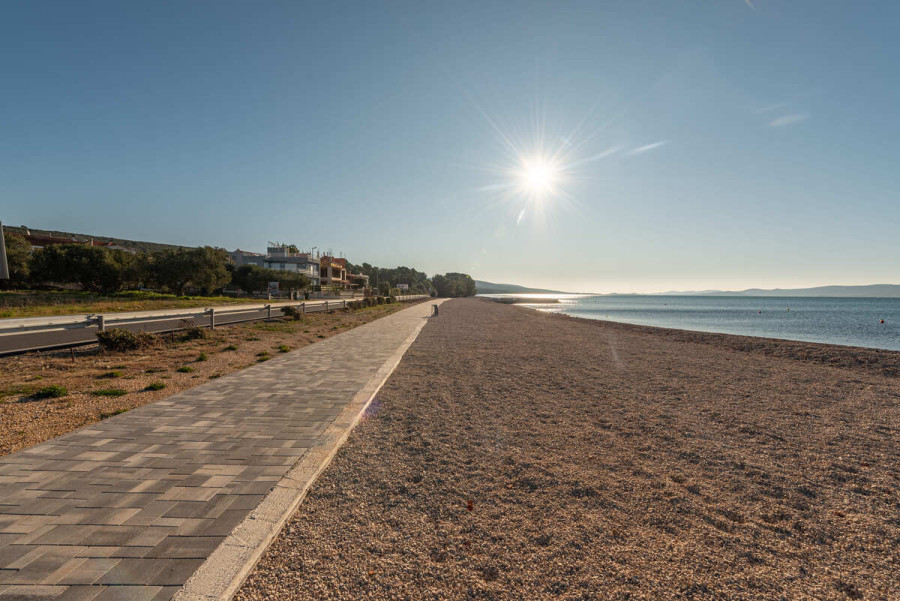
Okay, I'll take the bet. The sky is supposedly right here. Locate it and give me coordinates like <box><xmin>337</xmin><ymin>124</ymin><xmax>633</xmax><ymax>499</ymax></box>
<box><xmin>2</xmin><ymin>1</ymin><xmax>899</xmax><ymax>293</ymax></box>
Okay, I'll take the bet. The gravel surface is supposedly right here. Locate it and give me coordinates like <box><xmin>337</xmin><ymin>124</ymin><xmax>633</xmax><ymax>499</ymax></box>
<box><xmin>236</xmin><ymin>298</ymin><xmax>899</xmax><ymax>601</ymax></box>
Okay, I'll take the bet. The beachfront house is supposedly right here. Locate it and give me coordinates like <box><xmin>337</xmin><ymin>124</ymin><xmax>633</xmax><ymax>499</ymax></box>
<box><xmin>229</xmin><ymin>245</ymin><xmax>321</xmax><ymax>287</ymax></box>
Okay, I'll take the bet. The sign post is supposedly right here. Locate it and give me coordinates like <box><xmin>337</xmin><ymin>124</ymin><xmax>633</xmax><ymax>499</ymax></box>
<box><xmin>0</xmin><ymin>221</ymin><xmax>9</xmax><ymax>280</ymax></box>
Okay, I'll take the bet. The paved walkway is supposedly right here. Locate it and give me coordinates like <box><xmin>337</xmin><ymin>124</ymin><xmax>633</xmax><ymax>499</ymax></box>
<box><xmin>0</xmin><ymin>300</ymin><xmax>442</xmax><ymax>601</ymax></box>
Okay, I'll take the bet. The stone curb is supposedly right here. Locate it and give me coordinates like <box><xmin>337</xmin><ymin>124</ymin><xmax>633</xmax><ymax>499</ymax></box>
<box><xmin>173</xmin><ymin>299</ymin><xmax>446</xmax><ymax>601</ymax></box>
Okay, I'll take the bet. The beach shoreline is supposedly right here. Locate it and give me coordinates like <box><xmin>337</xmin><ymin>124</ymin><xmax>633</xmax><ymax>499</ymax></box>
<box><xmin>529</xmin><ymin>303</ymin><xmax>900</xmax><ymax>378</ymax></box>
<box><xmin>237</xmin><ymin>297</ymin><xmax>899</xmax><ymax>600</ymax></box>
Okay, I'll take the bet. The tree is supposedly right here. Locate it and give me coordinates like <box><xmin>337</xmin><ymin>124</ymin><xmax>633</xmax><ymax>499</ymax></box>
<box><xmin>230</xmin><ymin>264</ymin><xmax>309</xmax><ymax>294</ymax></box>
<box><xmin>432</xmin><ymin>273</ymin><xmax>476</xmax><ymax>297</ymax></box>
<box><xmin>1</xmin><ymin>232</ymin><xmax>32</xmax><ymax>288</ymax></box>
<box><xmin>151</xmin><ymin>247</ymin><xmax>230</xmax><ymax>296</ymax></box>
<box><xmin>346</xmin><ymin>262</ymin><xmax>436</xmax><ymax>295</ymax></box>
<box><xmin>30</xmin><ymin>244</ymin><xmax>136</xmax><ymax>293</ymax></box>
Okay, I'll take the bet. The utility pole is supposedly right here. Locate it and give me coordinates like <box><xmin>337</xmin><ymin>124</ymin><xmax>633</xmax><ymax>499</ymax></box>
<box><xmin>0</xmin><ymin>221</ymin><xmax>9</xmax><ymax>280</ymax></box>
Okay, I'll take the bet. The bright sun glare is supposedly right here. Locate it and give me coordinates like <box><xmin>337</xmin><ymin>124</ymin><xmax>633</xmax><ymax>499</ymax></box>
<box><xmin>518</xmin><ymin>156</ymin><xmax>559</xmax><ymax>197</ymax></box>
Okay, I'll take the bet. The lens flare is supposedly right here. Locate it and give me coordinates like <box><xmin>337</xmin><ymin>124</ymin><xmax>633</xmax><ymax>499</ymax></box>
<box><xmin>518</xmin><ymin>156</ymin><xmax>560</xmax><ymax>197</ymax></box>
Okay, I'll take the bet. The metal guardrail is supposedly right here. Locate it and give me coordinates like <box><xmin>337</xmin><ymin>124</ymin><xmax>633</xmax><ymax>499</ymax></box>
<box><xmin>0</xmin><ymin>295</ymin><xmax>431</xmax><ymax>336</ymax></box>
<box><xmin>0</xmin><ymin>295</ymin><xmax>431</xmax><ymax>355</ymax></box>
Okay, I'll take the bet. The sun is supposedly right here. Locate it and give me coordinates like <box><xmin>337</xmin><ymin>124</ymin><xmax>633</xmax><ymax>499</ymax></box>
<box><xmin>518</xmin><ymin>156</ymin><xmax>560</xmax><ymax>197</ymax></box>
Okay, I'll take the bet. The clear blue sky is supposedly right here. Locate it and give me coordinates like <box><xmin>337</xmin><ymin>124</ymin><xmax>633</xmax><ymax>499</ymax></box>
<box><xmin>2</xmin><ymin>1</ymin><xmax>898</xmax><ymax>293</ymax></box>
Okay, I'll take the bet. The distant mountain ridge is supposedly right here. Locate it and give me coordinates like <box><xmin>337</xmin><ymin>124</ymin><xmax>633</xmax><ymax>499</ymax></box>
<box><xmin>657</xmin><ymin>284</ymin><xmax>900</xmax><ymax>298</ymax></box>
<box><xmin>474</xmin><ymin>280</ymin><xmax>573</xmax><ymax>295</ymax></box>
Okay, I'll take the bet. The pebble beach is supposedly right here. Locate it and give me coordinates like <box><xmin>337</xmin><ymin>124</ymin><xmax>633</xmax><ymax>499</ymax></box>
<box><xmin>236</xmin><ymin>297</ymin><xmax>899</xmax><ymax>600</ymax></box>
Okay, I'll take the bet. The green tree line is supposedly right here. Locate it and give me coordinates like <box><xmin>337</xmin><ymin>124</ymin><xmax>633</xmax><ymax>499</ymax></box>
<box><xmin>2</xmin><ymin>231</ymin><xmax>478</xmax><ymax>297</ymax></box>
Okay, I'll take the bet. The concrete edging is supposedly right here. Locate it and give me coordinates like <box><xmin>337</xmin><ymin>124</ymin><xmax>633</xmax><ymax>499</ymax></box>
<box><xmin>173</xmin><ymin>298</ymin><xmax>446</xmax><ymax>601</ymax></box>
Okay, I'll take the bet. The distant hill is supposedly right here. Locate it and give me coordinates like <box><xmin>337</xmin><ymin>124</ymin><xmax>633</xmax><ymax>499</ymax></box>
<box><xmin>659</xmin><ymin>284</ymin><xmax>900</xmax><ymax>298</ymax></box>
<box><xmin>4</xmin><ymin>225</ymin><xmax>188</xmax><ymax>254</ymax></box>
<box><xmin>475</xmin><ymin>280</ymin><xmax>573</xmax><ymax>295</ymax></box>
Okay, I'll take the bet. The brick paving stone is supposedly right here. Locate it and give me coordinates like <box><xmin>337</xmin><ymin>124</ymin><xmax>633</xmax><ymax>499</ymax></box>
<box><xmin>0</xmin><ymin>301</ymin><xmax>436</xmax><ymax>598</ymax></box>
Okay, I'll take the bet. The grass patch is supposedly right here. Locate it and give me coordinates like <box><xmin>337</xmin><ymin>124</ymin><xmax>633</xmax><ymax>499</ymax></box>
<box><xmin>196</xmin><ymin>352</ymin><xmax>209</xmax><ymax>362</ymax></box>
<box><xmin>176</xmin><ymin>366</ymin><xmax>195</xmax><ymax>373</ymax></box>
<box><xmin>97</xmin><ymin>371</ymin><xmax>122</xmax><ymax>379</ymax></box>
<box><xmin>276</xmin><ymin>344</ymin><xmax>291</xmax><ymax>353</ymax></box>
<box><xmin>209</xmin><ymin>373</ymin><xmax>222</xmax><ymax>379</ymax></box>
<box><xmin>145</xmin><ymin>381</ymin><xmax>166</xmax><ymax>391</ymax></box>
<box><xmin>99</xmin><ymin>408</ymin><xmax>128</xmax><ymax>419</ymax></box>
<box><xmin>245</xmin><ymin>336</ymin><xmax>261</xmax><ymax>341</ymax></box>
<box><xmin>1</xmin><ymin>384</ymin><xmax>38</xmax><ymax>400</ymax></box>
<box><xmin>145</xmin><ymin>367</ymin><xmax>165</xmax><ymax>374</ymax></box>
<box><xmin>92</xmin><ymin>388</ymin><xmax>127</xmax><ymax>397</ymax></box>
<box><xmin>222</xmin><ymin>344</ymin><xmax>238</xmax><ymax>351</ymax></box>
<box><xmin>33</xmin><ymin>385</ymin><xmax>68</xmax><ymax>399</ymax></box>
<box><xmin>317</xmin><ymin>334</ymin><xmax>325</xmax><ymax>339</ymax></box>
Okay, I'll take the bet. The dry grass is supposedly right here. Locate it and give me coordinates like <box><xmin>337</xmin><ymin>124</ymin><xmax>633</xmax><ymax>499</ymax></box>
<box><xmin>0</xmin><ymin>301</ymin><xmax>422</xmax><ymax>457</ymax></box>
<box><xmin>0</xmin><ymin>290</ymin><xmax>276</xmax><ymax>318</ymax></box>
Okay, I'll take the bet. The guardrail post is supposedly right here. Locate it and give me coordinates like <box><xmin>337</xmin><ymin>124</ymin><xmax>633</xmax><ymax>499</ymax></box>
<box><xmin>301</xmin><ymin>302</ymin><xmax>305</xmax><ymax>315</ymax></box>
<box><xmin>97</xmin><ymin>315</ymin><xmax>105</xmax><ymax>332</ymax></box>
<box><xmin>342</xmin><ymin>300</ymin><xmax>346</xmax><ymax>309</ymax></box>
<box><xmin>266</xmin><ymin>304</ymin><xmax>272</xmax><ymax>320</ymax></box>
<box><xmin>325</xmin><ymin>301</ymin><xmax>329</xmax><ymax>311</ymax></box>
<box><xmin>208</xmin><ymin>308</ymin><xmax>215</xmax><ymax>330</ymax></box>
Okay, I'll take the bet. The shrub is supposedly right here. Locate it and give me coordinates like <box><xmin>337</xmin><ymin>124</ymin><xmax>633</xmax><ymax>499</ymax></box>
<box><xmin>256</xmin><ymin>352</ymin><xmax>270</xmax><ymax>357</ymax></box>
<box><xmin>98</xmin><ymin>371</ymin><xmax>122</xmax><ymax>379</ymax></box>
<box><xmin>33</xmin><ymin>385</ymin><xmax>68</xmax><ymax>399</ymax></box>
<box><xmin>146</xmin><ymin>381</ymin><xmax>166</xmax><ymax>391</ymax></box>
<box><xmin>222</xmin><ymin>344</ymin><xmax>238</xmax><ymax>351</ymax></box>
<box><xmin>182</xmin><ymin>326</ymin><xmax>208</xmax><ymax>340</ymax></box>
<box><xmin>145</xmin><ymin>367</ymin><xmax>164</xmax><ymax>374</ymax></box>
<box><xmin>281</xmin><ymin>306</ymin><xmax>297</xmax><ymax>317</ymax></box>
<box><xmin>386</xmin><ymin>296</ymin><xmax>395</xmax><ymax>304</ymax></box>
<box><xmin>277</xmin><ymin>344</ymin><xmax>290</xmax><ymax>353</ymax></box>
<box><xmin>376</xmin><ymin>296</ymin><xmax>385</xmax><ymax>305</ymax></box>
<box><xmin>92</xmin><ymin>388</ymin><xmax>127</xmax><ymax>397</ymax></box>
<box><xmin>97</xmin><ymin>328</ymin><xmax>158</xmax><ymax>352</ymax></box>
<box><xmin>176</xmin><ymin>366</ymin><xmax>195</xmax><ymax>373</ymax></box>
<box><xmin>196</xmin><ymin>352</ymin><xmax>208</xmax><ymax>362</ymax></box>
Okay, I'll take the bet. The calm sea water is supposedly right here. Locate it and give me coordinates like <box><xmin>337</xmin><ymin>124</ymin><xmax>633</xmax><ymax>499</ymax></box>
<box><xmin>484</xmin><ymin>294</ymin><xmax>900</xmax><ymax>351</ymax></box>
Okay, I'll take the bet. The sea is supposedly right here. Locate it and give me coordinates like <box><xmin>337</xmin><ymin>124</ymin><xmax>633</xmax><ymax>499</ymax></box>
<box><xmin>482</xmin><ymin>294</ymin><xmax>900</xmax><ymax>352</ymax></box>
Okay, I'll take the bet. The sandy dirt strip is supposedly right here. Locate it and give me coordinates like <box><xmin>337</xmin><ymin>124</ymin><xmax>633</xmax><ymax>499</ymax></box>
<box><xmin>236</xmin><ymin>297</ymin><xmax>899</xmax><ymax>601</ymax></box>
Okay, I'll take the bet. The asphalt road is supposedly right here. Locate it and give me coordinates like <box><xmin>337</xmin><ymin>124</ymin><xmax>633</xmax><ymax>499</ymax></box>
<box><xmin>0</xmin><ymin>304</ymin><xmax>330</xmax><ymax>356</ymax></box>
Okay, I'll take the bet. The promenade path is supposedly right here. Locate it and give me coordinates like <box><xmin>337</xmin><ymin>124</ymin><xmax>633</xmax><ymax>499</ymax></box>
<box><xmin>0</xmin><ymin>299</ymin><xmax>442</xmax><ymax>601</ymax></box>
